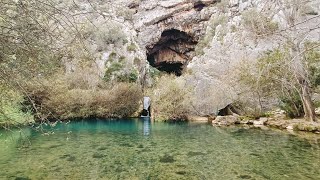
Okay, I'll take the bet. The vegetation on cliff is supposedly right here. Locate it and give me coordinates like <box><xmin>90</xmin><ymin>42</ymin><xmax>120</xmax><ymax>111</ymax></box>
<box><xmin>0</xmin><ymin>0</ymin><xmax>319</xmax><ymax>128</ymax></box>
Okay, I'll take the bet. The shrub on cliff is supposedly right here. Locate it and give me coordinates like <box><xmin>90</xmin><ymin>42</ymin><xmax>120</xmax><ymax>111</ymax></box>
<box><xmin>242</xmin><ymin>9</ymin><xmax>278</xmax><ymax>36</ymax></box>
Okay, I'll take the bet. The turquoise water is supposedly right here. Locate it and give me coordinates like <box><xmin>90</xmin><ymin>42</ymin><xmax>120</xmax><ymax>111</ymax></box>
<box><xmin>0</xmin><ymin>118</ymin><xmax>320</xmax><ymax>180</ymax></box>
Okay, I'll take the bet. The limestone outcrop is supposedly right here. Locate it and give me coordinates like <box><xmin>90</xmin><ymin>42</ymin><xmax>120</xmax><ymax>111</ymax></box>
<box><xmin>130</xmin><ymin>0</ymin><xmax>320</xmax><ymax>116</ymax></box>
<box><xmin>59</xmin><ymin>0</ymin><xmax>320</xmax><ymax>116</ymax></box>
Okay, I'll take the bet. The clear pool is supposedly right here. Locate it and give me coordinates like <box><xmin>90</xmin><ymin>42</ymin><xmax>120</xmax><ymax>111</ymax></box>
<box><xmin>0</xmin><ymin>118</ymin><xmax>319</xmax><ymax>179</ymax></box>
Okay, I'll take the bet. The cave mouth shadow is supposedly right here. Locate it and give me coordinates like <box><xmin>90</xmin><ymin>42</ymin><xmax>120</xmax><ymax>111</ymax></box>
<box><xmin>147</xmin><ymin>29</ymin><xmax>197</xmax><ymax>76</ymax></box>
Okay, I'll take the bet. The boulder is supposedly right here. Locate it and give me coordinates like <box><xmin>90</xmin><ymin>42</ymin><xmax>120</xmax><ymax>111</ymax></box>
<box><xmin>188</xmin><ymin>116</ymin><xmax>209</xmax><ymax>122</ymax></box>
<box><xmin>212</xmin><ymin>115</ymin><xmax>240</xmax><ymax>126</ymax></box>
<box><xmin>253</xmin><ymin>117</ymin><xmax>268</xmax><ymax>126</ymax></box>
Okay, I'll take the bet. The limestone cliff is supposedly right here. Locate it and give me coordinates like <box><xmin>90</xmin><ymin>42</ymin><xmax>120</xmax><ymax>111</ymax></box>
<box><xmin>60</xmin><ymin>0</ymin><xmax>320</xmax><ymax>116</ymax></box>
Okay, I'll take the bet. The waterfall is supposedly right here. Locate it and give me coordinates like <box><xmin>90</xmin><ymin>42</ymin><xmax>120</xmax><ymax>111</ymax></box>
<box><xmin>142</xmin><ymin>96</ymin><xmax>151</xmax><ymax>117</ymax></box>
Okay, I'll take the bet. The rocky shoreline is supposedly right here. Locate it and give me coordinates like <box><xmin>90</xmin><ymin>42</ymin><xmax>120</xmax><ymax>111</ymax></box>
<box><xmin>210</xmin><ymin>115</ymin><xmax>320</xmax><ymax>134</ymax></box>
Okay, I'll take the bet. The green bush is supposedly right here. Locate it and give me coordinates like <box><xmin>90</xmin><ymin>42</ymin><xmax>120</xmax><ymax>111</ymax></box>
<box><xmin>149</xmin><ymin>67</ymin><xmax>161</xmax><ymax>80</ymax></box>
<box><xmin>103</xmin><ymin>62</ymin><xmax>124</xmax><ymax>82</ymax></box>
<box><xmin>305</xmin><ymin>42</ymin><xmax>320</xmax><ymax>88</ymax></box>
<box><xmin>147</xmin><ymin>75</ymin><xmax>191</xmax><ymax>121</ymax></box>
<box><xmin>25</xmin><ymin>80</ymin><xmax>143</xmax><ymax>120</ymax></box>
<box><xmin>279</xmin><ymin>92</ymin><xmax>304</xmax><ymax>118</ymax></box>
<box><xmin>242</xmin><ymin>9</ymin><xmax>278</xmax><ymax>36</ymax></box>
<box><xmin>237</xmin><ymin>45</ymin><xmax>320</xmax><ymax>119</ymax></box>
<box><xmin>127</xmin><ymin>43</ymin><xmax>137</xmax><ymax>52</ymax></box>
<box><xmin>117</xmin><ymin>69</ymin><xmax>139</xmax><ymax>83</ymax></box>
<box><xmin>0</xmin><ymin>86</ymin><xmax>34</xmax><ymax>127</ymax></box>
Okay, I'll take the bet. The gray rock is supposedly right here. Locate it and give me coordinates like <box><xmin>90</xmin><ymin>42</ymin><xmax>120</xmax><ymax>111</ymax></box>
<box><xmin>253</xmin><ymin>118</ymin><xmax>268</xmax><ymax>126</ymax></box>
<box><xmin>212</xmin><ymin>115</ymin><xmax>240</xmax><ymax>126</ymax></box>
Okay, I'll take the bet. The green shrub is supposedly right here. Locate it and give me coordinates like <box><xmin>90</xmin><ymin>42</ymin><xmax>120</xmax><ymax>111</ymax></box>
<box><xmin>147</xmin><ymin>75</ymin><xmax>191</xmax><ymax>121</ymax></box>
<box><xmin>127</xmin><ymin>43</ymin><xmax>137</xmax><ymax>52</ymax></box>
<box><xmin>98</xmin><ymin>25</ymin><xmax>127</xmax><ymax>45</ymax></box>
<box><xmin>117</xmin><ymin>69</ymin><xmax>139</xmax><ymax>83</ymax></box>
<box><xmin>103</xmin><ymin>62</ymin><xmax>124</xmax><ymax>82</ymax></box>
<box><xmin>237</xmin><ymin>45</ymin><xmax>320</xmax><ymax>119</ymax></box>
<box><xmin>305</xmin><ymin>42</ymin><xmax>320</xmax><ymax>88</ymax></box>
<box><xmin>119</xmin><ymin>56</ymin><xmax>126</xmax><ymax>62</ymax></box>
<box><xmin>279</xmin><ymin>92</ymin><xmax>304</xmax><ymax>118</ymax></box>
<box><xmin>149</xmin><ymin>67</ymin><xmax>161</xmax><ymax>80</ymax></box>
<box><xmin>242</xmin><ymin>9</ymin><xmax>278</xmax><ymax>36</ymax></box>
<box><xmin>108</xmin><ymin>52</ymin><xmax>117</xmax><ymax>62</ymax></box>
<box><xmin>0</xmin><ymin>86</ymin><xmax>34</xmax><ymax>127</ymax></box>
<box><xmin>25</xmin><ymin>80</ymin><xmax>143</xmax><ymax>120</ymax></box>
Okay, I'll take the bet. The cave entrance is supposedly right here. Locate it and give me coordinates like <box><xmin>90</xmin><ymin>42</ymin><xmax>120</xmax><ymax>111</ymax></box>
<box><xmin>147</xmin><ymin>29</ymin><xmax>197</xmax><ymax>76</ymax></box>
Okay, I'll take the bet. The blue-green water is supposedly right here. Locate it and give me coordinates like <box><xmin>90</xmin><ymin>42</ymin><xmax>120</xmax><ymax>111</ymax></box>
<box><xmin>0</xmin><ymin>119</ymin><xmax>320</xmax><ymax>180</ymax></box>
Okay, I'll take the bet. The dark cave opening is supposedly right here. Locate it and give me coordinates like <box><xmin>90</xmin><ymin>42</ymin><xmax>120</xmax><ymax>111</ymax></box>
<box><xmin>147</xmin><ymin>29</ymin><xmax>197</xmax><ymax>76</ymax></box>
<box><xmin>194</xmin><ymin>1</ymin><xmax>206</xmax><ymax>11</ymax></box>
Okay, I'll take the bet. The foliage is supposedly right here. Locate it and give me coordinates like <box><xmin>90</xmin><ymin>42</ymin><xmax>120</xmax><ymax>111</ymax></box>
<box><xmin>24</xmin><ymin>77</ymin><xmax>142</xmax><ymax>120</ymax></box>
<box><xmin>96</xmin><ymin>24</ymin><xmax>127</xmax><ymax>46</ymax></box>
<box><xmin>117</xmin><ymin>69</ymin><xmax>139</xmax><ymax>83</ymax></box>
<box><xmin>147</xmin><ymin>75</ymin><xmax>191</xmax><ymax>121</ymax></box>
<box><xmin>238</xmin><ymin>43</ymin><xmax>320</xmax><ymax>118</ymax></box>
<box><xmin>149</xmin><ymin>67</ymin><xmax>162</xmax><ymax>80</ymax></box>
<box><xmin>305</xmin><ymin>42</ymin><xmax>320</xmax><ymax>88</ymax></box>
<box><xmin>0</xmin><ymin>84</ymin><xmax>34</xmax><ymax>127</ymax></box>
<box><xmin>242</xmin><ymin>9</ymin><xmax>278</xmax><ymax>36</ymax></box>
<box><xmin>104</xmin><ymin>62</ymin><xmax>124</xmax><ymax>82</ymax></box>
<box><xmin>0</xmin><ymin>0</ymin><xmax>137</xmax><ymax>125</ymax></box>
<box><xmin>127</xmin><ymin>43</ymin><xmax>137</xmax><ymax>52</ymax></box>
<box><xmin>279</xmin><ymin>92</ymin><xmax>304</xmax><ymax>118</ymax></box>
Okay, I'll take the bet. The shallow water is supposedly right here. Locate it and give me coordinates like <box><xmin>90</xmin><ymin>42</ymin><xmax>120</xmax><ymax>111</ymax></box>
<box><xmin>0</xmin><ymin>118</ymin><xmax>320</xmax><ymax>180</ymax></box>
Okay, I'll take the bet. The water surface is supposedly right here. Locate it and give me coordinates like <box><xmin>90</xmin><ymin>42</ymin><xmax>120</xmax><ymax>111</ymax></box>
<box><xmin>0</xmin><ymin>118</ymin><xmax>320</xmax><ymax>179</ymax></box>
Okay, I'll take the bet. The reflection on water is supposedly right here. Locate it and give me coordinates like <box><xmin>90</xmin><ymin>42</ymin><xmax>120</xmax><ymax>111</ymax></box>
<box><xmin>0</xmin><ymin>119</ymin><xmax>320</xmax><ymax>180</ymax></box>
<box><xmin>143</xmin><ymin>118</ymin><xmax>150</xmax><ymax>136</ymax></box>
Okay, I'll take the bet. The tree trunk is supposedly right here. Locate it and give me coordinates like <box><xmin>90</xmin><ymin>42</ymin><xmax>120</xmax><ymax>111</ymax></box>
<box><xmin>299</xmin><ymin>80</ymin><xmax>317</xmax><ymax>122</ymax></box>
<box><xmin>291</xmin><ymin>41</ymin><xmax>317</xmax><ymax>121</ymax></box>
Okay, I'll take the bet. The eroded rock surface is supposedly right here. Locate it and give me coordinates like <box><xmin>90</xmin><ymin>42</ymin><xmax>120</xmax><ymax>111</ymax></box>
<box><xmin>60</xmin><ymin>0</ymin><xmax>320</xmax><ymax>116</ymax></box>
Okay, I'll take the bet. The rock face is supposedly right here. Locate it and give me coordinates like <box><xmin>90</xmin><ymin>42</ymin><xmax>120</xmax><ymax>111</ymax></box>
<box><xmin>134</xmin><ymin>0</ymin><xmax>219</xmax><ymax>46</ymax></box>
<box><xmin>133</xmin><ymin>0</ymin><xmax>236</xmax><ymax>114</ymax></box>
<box><xmin>132</xmin><ymin>0</ymin><xmax>219</xmax><ymax>76</ymax></box>
<box><xmin>60</xmin><ymin>0</ymin><xmax>320</xmax><ymax>116</ymax></box>
<box><xmin>131</xmin><ymin>0</ymin><xmax>320</xmax><ymax>116</ymax></box>
<box><xmin>146</xmin><ymin>29</ymin><xmax>197</xmax><ymax>75</ymax></box>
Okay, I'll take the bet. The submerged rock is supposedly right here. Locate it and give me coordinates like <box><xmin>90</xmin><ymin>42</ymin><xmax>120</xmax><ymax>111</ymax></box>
<box><xmin>159</xmin><ymin>154</ymin><xmax>175</xmax><ymax>163</ymax></box>
<box><xmin>92</xmin><ymin>153</ymin><xmax>105</xmax><ymax>159</ymax></box>
<box><xmin>14</xmin><ymin>177</ymin><xmax>31</xmax><ymax>180</ymax></box>
<box><xmin>238</xmin><ymin>174</ymin><xmax>252</xmax><ymax>179</ymax></box>
<box><xmin>176</xmin><ymin>171</ymin><xmax>187</xmax><ymax>175</ymax></box>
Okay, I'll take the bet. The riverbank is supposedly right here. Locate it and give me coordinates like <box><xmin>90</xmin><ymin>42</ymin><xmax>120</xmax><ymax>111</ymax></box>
<box><xmin>211</xmin><ymin>115</ymin><xmax>320</xmax><ymax>134</ymax></box>
<box><xmin>1</xmin><ymin>112</ymin><xmax>320</xmax><ymax>135</ymax></box>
